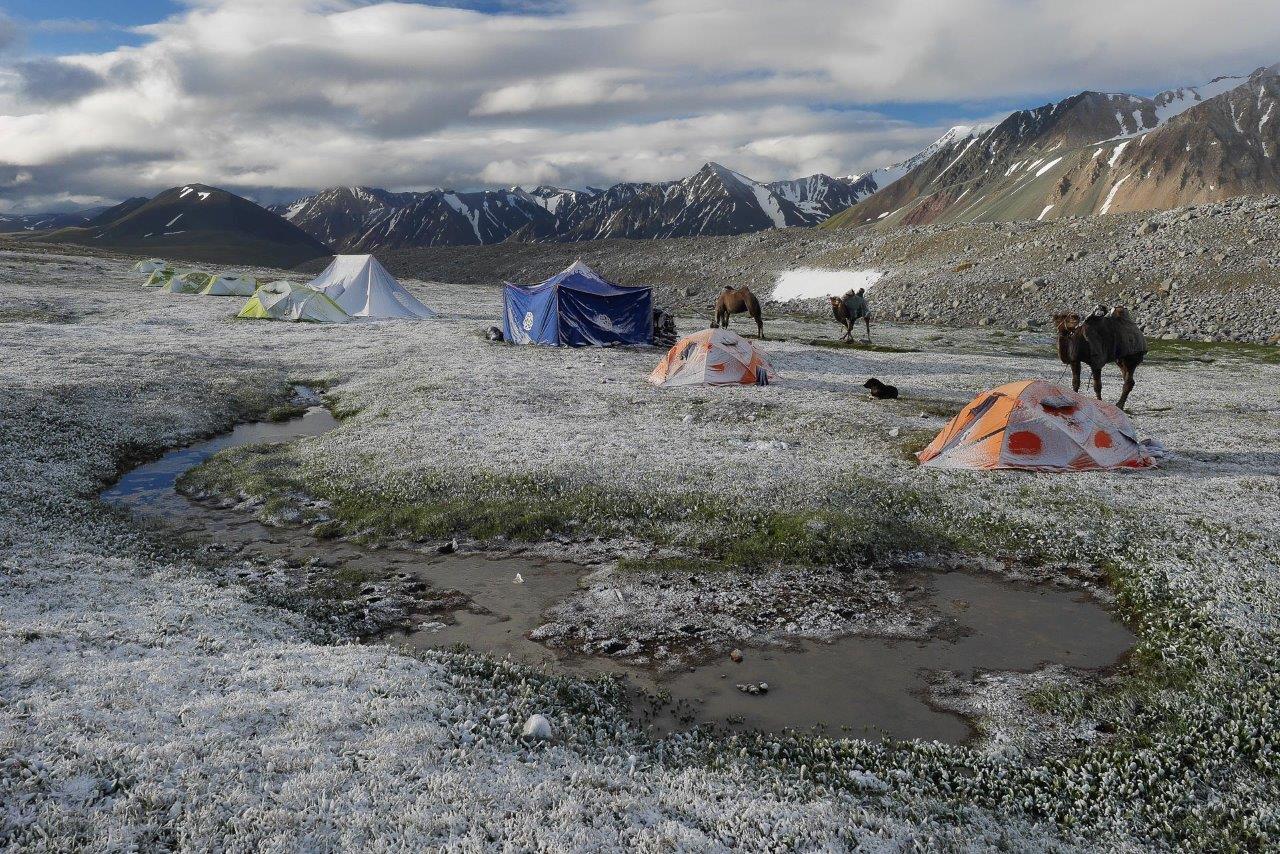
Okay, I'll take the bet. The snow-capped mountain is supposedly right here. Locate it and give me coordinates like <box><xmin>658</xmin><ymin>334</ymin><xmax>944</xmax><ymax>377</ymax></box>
<box><xmin>278</xmin><ymin>164</ymin><xmax>879</xmax><ymax>249</ymax></box>
<box><xmin>852</xmin><ymin>125</ymin><xmax>979</xmax><ymax>194</ymax></box>
<box><xmin>767</xmin><ymin>173</ymin><xmax>878</xmax><ymax>221</ymax></box>
<box><xmin>40</xmin><ymin>184</ymin><xmax>331</xmax><ymax>267</ymax></box>
<box><xmin>827</xmin><ymin>63</ymin><xmax>1280</xmax><ymax>228</ymax></box>
<box><xmin>270</xmin><ymin>186</ymin><xmax>558</xmax><ymax>250</ymax></box>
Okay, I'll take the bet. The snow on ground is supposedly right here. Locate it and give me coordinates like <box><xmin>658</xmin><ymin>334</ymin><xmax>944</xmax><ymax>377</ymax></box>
<box><xmin>771</xmin><ymin>268</ymin><xmax>883</xmax><ymax>301</ymax></box>
<box><xmin>2</xmin><ymin>246</ymin><xmax>1279</xmax><ymax>848</ymax></box>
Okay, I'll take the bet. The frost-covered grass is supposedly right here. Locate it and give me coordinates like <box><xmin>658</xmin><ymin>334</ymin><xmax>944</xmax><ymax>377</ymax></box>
<box><xmin>2</xmin><ymin>248</ymin><xmax>1279</xmax><ymax>849</ymax></box>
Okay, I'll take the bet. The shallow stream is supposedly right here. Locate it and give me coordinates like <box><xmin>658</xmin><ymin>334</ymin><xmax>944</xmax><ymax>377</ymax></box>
<box><xmin>102</xmin><ymin>404</ymin><xmax>1134</xmax><ymax>743</ymax></box>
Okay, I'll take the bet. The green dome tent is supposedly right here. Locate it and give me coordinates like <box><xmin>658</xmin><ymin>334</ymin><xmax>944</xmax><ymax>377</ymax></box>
<box><xmin>144</xmin><ymin>268</ymin><xmax>175</xmax><ymax>287</ymax></box>
<box><xmin>237</xmin><ymin>282</ymin><xmax>350</xmax><ymax>323</ymax></box>
<box><xmin>201</xmin><ymin>274</ymin><xmax>259</xmax><ymax>296</ymax></box>
<box><xmin>166</xmin><ymin>271</ymin><xmax>214</xmax><ymax>294</ymax></box>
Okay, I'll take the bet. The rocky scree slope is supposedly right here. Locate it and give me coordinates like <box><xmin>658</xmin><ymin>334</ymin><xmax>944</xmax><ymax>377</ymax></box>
<box><xmin>372</xmin><ymin>195</ymin><xmax>1280</xmax><ymax>344</ymax></box>
<box><xmin>828</xmin><ymin>65</ymin><xmax>1280</xmax><ymax>227</ymax></box>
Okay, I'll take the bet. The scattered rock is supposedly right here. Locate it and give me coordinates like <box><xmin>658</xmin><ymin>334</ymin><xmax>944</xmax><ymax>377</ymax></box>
<box><xmin>521</xmin><ymin>714</ymin><xmax>554</xmax><ymax>740</ymax></box>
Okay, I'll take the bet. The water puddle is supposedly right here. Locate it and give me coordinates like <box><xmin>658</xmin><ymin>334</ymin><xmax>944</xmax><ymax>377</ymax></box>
<box><xmin>102</xmin><ymin>406</ymin><xmax>339</xmax><ymax>513</ymax></box>
<box><xmin>101</xmin><ymin>403</ymin><xmax>1134</xmax><ymax>743</ymax></box>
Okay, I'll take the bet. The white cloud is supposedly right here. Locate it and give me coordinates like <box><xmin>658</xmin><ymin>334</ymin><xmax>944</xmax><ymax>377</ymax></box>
<box><xmin>0</xmin><ymin>0</ymin><xmax>1277</xmax><ymax>210</ymax></box>
<box><xmin>473</xmin><ymin>71</ymin><xmax>648</xmax><ymax>116</ymax></box>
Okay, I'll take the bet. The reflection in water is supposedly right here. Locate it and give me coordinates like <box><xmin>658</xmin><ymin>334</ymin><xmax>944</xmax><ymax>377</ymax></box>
<box><xmin>101</xmin><ymin>406</ymin><xmax>1133</xmax><ymax>743</ymax></box>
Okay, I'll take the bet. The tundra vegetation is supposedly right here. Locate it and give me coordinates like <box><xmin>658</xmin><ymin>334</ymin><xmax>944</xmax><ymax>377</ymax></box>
<box><xmin>2</xmin><ymin>246</ymin><xmax>1278</xmax><ymax>849</ymax></box>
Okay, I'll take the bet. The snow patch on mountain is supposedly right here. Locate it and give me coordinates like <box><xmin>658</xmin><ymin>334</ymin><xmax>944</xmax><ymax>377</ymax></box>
<box><xmin>859</xmin><ymin>125</ymin><xmax>981</xmax><ymax>191</ymax></box>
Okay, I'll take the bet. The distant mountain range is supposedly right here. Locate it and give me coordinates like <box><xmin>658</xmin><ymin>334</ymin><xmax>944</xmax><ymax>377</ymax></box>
<box><xmin>31</xmin><ymin>184</ymin><xmax>331</xmax><ymax>267</ymax></box>
<box><xmin>826</xmin><ymin>63</ymin><xmax>1280</xmax><ymax>228</ymax></box>
<box><xmin>267</xmin><ymin>163</ymin><xmax>882</xmax><ymax>251</ymax></box>
<box><xmin>5</xmin><ymin>62</ymin><xmax>1278</xmax><ymax>263</ymax></box>
<box><xmin>0</xmin><ymin>207</ymin><xmax>112</xmax><ymax>233</ymax></box>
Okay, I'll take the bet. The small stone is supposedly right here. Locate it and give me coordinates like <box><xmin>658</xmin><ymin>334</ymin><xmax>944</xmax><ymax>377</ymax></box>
<box><xmin>522</xmin><ymin>714</ymin><xmax>554</xmax><ymax>740</ymax></box>
<box><xmin>888</xmin><ymin>427</ymin><xmax>900</xmax><ymax>438</ymax></box>
<box><xmin>730</xmin><ymin>648</ymin><xmax>744</xmax><ymax>663</ymax></box>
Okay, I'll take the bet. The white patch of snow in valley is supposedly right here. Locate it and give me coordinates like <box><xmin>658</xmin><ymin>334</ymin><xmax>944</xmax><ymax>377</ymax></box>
<box><xmin>1037</xmin><ymin>204</ymin><xmax>1054</xmax><ymax>221</ymax></box>
<box><xmin>1034</xmin><ymin>157</ymin><xmax>1063</xmax><ymax>177</ymax></box>
<box><xmin>443</xmin><ymin>193</ymin><xmax>483</xmax><ymax>242</ymax></box>
<box><xmin>771</xmin><ymin>268</ymin><xmax>883</xmax><ymax>301</ymax></box>
<box><xmin>1152</xmin><ymin>74</ymin><xmax>1246</xmax><ymax>126</ymax></box>
<box><xmin>1108</xmin><ymin>141</ymin><xmax>1131</xmax><ymax>168</ymax></box>
<box><xmin>935</xmin><ymin>136</ymin><xmax>980</xmax><ymax>180</ymax></box>
<box><xmin>752</xmin><ymin>183</ymin><xmax>788</xmax><ymax>228</ymax></box>
<box><xmin>1100</xmin><ymin>174</ymin><xmax>1131</xmax><ymax>214</ymax></box>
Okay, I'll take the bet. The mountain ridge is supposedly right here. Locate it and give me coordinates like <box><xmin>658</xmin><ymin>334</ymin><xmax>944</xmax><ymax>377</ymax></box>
<box><xmin>270</xmin><ymin>160</ymin><xmax>892</xmax><ymax>250</ymax></box>
<box><xmin>825</xmin><ymin>64</ymin><xmax>1280</xmax><ymax>228</ymax></box>
<box><xmin>34</xmin><ymin>184</ymin><xmax>331</xmax><ymax>268</ymax></box>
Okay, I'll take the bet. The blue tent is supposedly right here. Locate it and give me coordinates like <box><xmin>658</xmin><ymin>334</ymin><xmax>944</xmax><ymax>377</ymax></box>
<box><xmin>503</xmin><ymin>261</ymin><xmax>653</xmax><ymax>347</ymax></box>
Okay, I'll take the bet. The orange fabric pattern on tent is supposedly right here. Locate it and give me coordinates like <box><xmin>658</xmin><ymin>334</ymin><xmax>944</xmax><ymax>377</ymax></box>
<box><xmin>917</xmin><ymin>380</ymin><xmax>1154</xmax><ymax>472</ymax></box>
<box><xmin>648</xmin><ymin>328</ymin><xmax>776</xmax><ymax>387</ymax></box>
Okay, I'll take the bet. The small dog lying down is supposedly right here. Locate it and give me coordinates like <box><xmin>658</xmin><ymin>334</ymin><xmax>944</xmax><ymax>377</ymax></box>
<box><xmin>863</xmin><ymin>377</ymin><xmax>898</xmax><ymax>399</ymax></box>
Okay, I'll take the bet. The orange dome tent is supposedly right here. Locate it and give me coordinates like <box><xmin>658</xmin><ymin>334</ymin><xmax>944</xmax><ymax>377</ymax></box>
<box><xmin>648</xmin><ymin>328</ymin><xmax>775</xmax><ymax>387</ymax></box>
<box><xmin>917</xmin><ymin>380</ymin><xmax>1154</xmax><ymax>472</ymax></box>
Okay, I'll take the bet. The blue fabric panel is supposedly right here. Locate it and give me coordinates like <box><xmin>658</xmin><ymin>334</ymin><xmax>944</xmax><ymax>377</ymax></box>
<box><xmin>503</xmin><ymin>284</ymin><xmax>559</xmax><ymax>345</ymax></box>
<box><xmin>556</xmin><ymin>286</ymin><xmax>653</xmax><ymax>346</ymax></box>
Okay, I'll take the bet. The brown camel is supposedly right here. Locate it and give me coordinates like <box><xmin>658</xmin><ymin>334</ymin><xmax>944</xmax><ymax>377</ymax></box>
<box><xmin>829</xmin><ymin>288</ymin><xmax>871</xmax><ymax>341</ymax></box>
<box><xmin>1054</xmin><ymin>306</ymin><xmax>1147</xmax><ymax>409</ymax></box>
<box><xmin>713</xmin><ymin>285</ymin><xmax>764</xmax><ymax>339</ymax></box>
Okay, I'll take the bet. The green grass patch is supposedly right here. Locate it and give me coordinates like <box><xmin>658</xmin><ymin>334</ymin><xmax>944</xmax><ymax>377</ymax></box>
<box><xmin>805</xmin><ymin>338</ymin><xmax>920</xmax><ymax>353</ymax></box>
<box><xmin>265</xmin><ymin>403</ymin><xmax>310</xmax><ymax>422</ymax></box>
<box><xmin>180</xmin><ymin>442</ymin><xmax>1029</xmax><ymax>571</ymax></box>
<box><xmin>1145</xmin><ymin>336</ymin><xmax>1280</xmax><ymax>365</ymax></box>
<box><xmin>897</xmin><ymin>427</ymin><xmax>938</xmax><ymax>461</ymax></box>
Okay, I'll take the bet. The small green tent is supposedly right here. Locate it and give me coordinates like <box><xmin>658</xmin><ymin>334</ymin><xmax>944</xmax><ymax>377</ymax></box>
<box><xmin>237</xmin><ymin>282</ymin><xmax>350</xmax><ymax>323</ymax></box>
<box><xmin>201</xmin><ymin>274</ymin><xmax>259</xmax><ymax>296</ymax></box>
<box><xmin>144</xmin><ymin>268</ymin><xmax>176</xmax><ymax>287</ymax></box>
<box><xmin>167</xmin><ymin>271</ymin><xmax>214</xmax><ymax>294</ymax></box>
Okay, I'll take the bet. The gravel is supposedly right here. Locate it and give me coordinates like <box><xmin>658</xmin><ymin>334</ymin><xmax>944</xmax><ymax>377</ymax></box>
<box><xmin>372</xmin><ymin>195</ymin><xmax>1280</xmax><ymax>344</ymax></box>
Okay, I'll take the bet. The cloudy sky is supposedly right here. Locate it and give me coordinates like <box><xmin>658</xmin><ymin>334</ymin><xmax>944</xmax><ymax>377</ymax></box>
<box><xmin>1</xmin><ymin>0</ymin><xmax>1278</xmax><ymax>212</ymax></box>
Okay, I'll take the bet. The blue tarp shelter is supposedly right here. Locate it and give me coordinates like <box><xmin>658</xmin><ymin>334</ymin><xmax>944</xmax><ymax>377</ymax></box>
<box><xmin>502</xmin><ymin>261</ymin><xmax>653</xmax><ymax>347</ymax></box>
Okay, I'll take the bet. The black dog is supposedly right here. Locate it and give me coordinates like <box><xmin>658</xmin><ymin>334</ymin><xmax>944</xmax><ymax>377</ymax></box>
<box><xmin>863</xmin><ymin>377</ymin><xmax>898</xmax><ymax>399</ymax></box>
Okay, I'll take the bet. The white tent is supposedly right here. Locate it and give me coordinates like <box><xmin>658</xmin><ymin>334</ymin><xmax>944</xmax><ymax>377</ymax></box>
<box><xmin>305</xmin><ymin>254</ymin><xmax>436</xmax><ymax>319</ymax></box>
<box><xmin>133</xmin><ymin>258</ymin><xmax>167</xmax><ymax>274</ymax></box>
<box><xmin>237</xmin><ymin>282</ymin><xmax>350</xmax><ymax>323</ymax></box>
<box><xmin>201</xmin><ymin>274</ymin><xmax>259</xmax><ymax>296</ymax></box>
